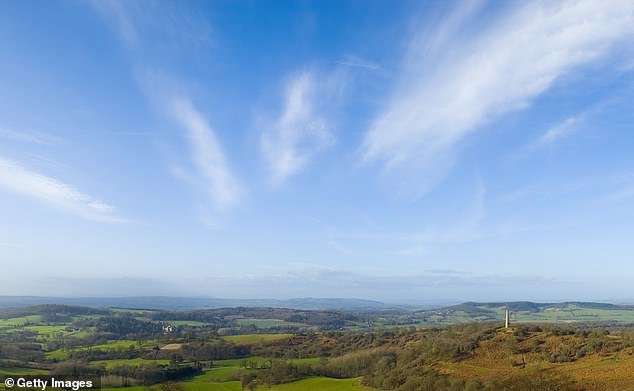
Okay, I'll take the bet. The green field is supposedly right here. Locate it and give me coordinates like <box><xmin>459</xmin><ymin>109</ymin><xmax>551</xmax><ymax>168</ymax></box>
<box><xmin>0</xmin><ymin>318</ymin><xmax>89</xmax><ymax>343</ymax></box>
<box><xmin>169</xmin><ymin>320</ymin><xmax>209</xmax><ymax>327</ymax></box>
<box><xmin>0</xmin><ymin>367</ymin><xmax>49</xmax><ymax>375</ymax></box>
<box><xmin>91</xmin><ymin>358</ymin><xmax>171</xmax><ymax>369</ymax></box>
<box><xmin>196</xmin><ymin>366</ymin><xmax>251</xmax><ymax>382</ymax></box>
<box><xmin>468</xmin><ymin>304</ymin><xmax>634</xmax><ymax>324</ymax></box>
<box><xmin>270</xmin><ymin>377</ymin><xmax>372</xmax><ymax>390</ymax></box>
<box><xmin>110</xmin><ymin>308</ymin><xmax>157</xmax><ymax>315</ymax></box>
<box><xmin>23</xmin><ymin>324</ymin><xmax>67</xmax><ymax>336</ymax></box>
<box><xmin>46</xmin><ymin>340</ymin><xmax>154</xmax><ymax>360</ymax></box>
<box><xmin>214</xmin><ymin>357</ymin><xmax>322</xmax><ymax>366</ymax></box>
<box><xmin>194</xmin><ymin>357</ymin><xmax>324</xmax><ymax>382</ymax></box>
<box><xmin>185</xmin><ymin>377</ymin><xmax>372</xmax><ymax>391</ymax></box>
<box><xmin>0</xmin><ymin>315</ymin><xmax>41</xmax><ymax>327</ymax></box>
<box><xmin>417</xmin><ymin>303</ymin><xmax>634</xmax><ymax>325</ymax></box>
<box><xmin>235</xmin><ymin>318</ymin><xmax>304</xmax><ymax>328</ymax></box>
<box><xmin>3</xmin><ymin>302</ymin><xmax>634</xmax><ymax>391</ymax></box>
<box><xmin>102</xmin><ymin>383</ymin><xmax>242</xmax><ymax>391</ymax></box>
<box><xmin>100</xmin><ymin>377</ymin><xmax>372</xmax><ymax>391</ymax></box>
<box><xmin>221</xmin><ymin>333</ymin><xmax>293</xmax><ymax>344</ymax></box>
<box><xmin>514</xmin><ymin>307</ymin><xmax>634</xmax><ymax>323</ymax></box>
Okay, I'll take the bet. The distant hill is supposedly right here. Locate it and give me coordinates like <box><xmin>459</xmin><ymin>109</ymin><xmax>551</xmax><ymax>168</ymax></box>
<box><xmin>0</xmin><ymin>296</ymin><xmax>402</xmax><ymax>311</ymax></box>
<box><xmin>414</xmin><ymin>301</ymin><xmax>634</xmax><ymax>325</ymax></box>
<box><xmin>443</xmin><ymin>301</ymin><xmax>631</xmax><ymax>312</ymax></box>
<box><xmin>1</xmin><ymin>297</ymin><xmax>631</xmax><ymax>317</ymax></box>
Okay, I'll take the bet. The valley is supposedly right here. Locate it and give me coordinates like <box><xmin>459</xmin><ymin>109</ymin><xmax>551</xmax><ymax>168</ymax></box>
<box><xmin>1</xmin><ymin>301</ymin><xmax>634</xmax><ymax>390</ymax></box>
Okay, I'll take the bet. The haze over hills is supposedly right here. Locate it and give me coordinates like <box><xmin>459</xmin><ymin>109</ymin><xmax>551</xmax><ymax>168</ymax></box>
<box><xmin>3</xmin><ymin>299</ymin><xmax>634</xmax><ymax>390</ymax></box>
<box><xmin>1</xmin><ymin>296</ymin><xmax>633</xmax><ymax>314</ymax></box>
<box><xmin>0</xmin><ymin>296</ymin><xmax>409</xmax><ymax>311</ymax></box>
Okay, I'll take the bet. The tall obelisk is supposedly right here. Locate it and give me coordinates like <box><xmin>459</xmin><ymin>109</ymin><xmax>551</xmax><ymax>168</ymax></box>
<box><xmin>505</xmin><ymin>308</ymin><xmax>510</xmax><ymax>329</ymax></box>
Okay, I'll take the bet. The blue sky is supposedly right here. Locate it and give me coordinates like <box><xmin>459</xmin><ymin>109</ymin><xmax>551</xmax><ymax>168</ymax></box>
<box><xmin>1</xmin><ymin>0</ymin><xmax>634</xmax><ymax>301</ymax></box>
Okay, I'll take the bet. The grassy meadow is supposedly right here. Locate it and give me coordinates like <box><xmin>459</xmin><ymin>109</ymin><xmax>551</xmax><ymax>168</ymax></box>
<box><xmin>3</xmin><ymin>302</ymin><xmax>634</xmax><ymax>390</ymax></box>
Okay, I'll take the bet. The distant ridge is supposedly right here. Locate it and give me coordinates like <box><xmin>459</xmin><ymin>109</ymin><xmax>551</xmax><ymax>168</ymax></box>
<box><xmin>0</xmin><ymin>296</ymin><xmax>629</xmax><ymax>313</ymax></box>
<box><xmin>412</xmin><ymin>301</ymin><xmax>634</xmax><ymax>322</ymax></box>
<box><xmin>0</xmin><ymin>296</ymin><xmax>403</xmax><ymax>311</ymax></box>
<box><xmin>444</xmin><ymin>301</ymin><xmax>633</xmax><ymax>312</ymax></box>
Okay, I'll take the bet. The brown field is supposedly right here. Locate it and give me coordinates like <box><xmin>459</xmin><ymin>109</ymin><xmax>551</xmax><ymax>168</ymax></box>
<box><xmin>159</xmin><ymin>343</ymin><xmax>183</xmax><ymax>350</ymax></box>
<box><xmin>434</xmin><ymin>328</ymin><xmax>634</xmax><ymax>390</ymax></box>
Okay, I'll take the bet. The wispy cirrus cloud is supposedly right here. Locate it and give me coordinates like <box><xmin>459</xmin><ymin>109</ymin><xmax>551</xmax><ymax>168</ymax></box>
<box><xmin>530</xmin><ymin>101</ymin><xmax>608</xmax><ymax>150</ymax></box>
<box><xmin>167</xmin><ymin>97</ymin><xmax>242</xmax><ymax>209</ymax></box>
<box><xmin>337</xmin><ymin>55</ymin><xmax>382</xmax><ymax>71</ymax></box>
<box><xmin>0</xmin><ymin>157</ymin><xmax>121</xmax><ymax>222</ymax></box>
<box><xmin>536</xmin><ymin>115</ymin><xmax>584</xmax><ymax>147</ymax></box>
<box><xmin>261</xmin><ymin>71</ymin><xmax>334</xmax><ymax>184</ymax></box>
<box><xmin>92</xmin><ymin>2</ymin><xmax>237</xmax><ymax>210</ymax></box>
<box><xmin>363</xmin><ymin>0</ymin><xmax>634</xmax><ymax>194</ymax></box>
<box><xmin>90</xmin><ymin>0</ymin><xmax>212</xmax><ymax>49</ymax></box>
<box><xmin>0</xmin><ymin>128</ymin><xmax>61</xmax><ymax>146</ymax></box>
<box><xmin>90</xmin><ymin>0</ymin><xmax>139</xmax><ymax>47</ymax></box>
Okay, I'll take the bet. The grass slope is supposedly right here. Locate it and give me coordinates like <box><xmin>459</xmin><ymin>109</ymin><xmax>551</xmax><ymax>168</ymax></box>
<box><xmin>434</xmin><ymin>328</ymin><xmax>634</xmax><ymax>391</ymax></box>
<box><xmin>100</xmin><ymin>377</ymin><xmax>371</xmax><ymax>391</ymax></box>
<box><xmin>91</xmin><ymin>358</ymin><xmax>170</xmax><ymax>369</ymax></box>
<box><xmin>221</xmin><ymin>333</ymin><xmax>293</xmax><ymax>344</ymax></box>
<box><xmin>270</xmin><ymin>377</ymin><xmax>373</xmax><ymax>390</ymax></box>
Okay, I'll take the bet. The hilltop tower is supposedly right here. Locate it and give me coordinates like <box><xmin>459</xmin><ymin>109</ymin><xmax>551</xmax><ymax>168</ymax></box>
<box><xmin>505</xmin><ymin>308</ymin><xmax>510</xmax><ymax>328</ymax></box>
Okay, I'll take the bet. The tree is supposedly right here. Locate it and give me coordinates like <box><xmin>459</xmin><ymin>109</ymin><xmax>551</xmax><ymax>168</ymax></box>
<box><xmin>240</xmin><ymin>373</ymin><xmax>256</xmax><ymax>391</ymax></box>
<box><xmin>153</xmin><ymin>383</ymin><xmax>186</xmax><ymax>391</ymax></box>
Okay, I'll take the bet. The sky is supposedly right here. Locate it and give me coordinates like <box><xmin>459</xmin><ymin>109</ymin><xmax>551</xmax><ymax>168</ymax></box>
<box><xmin>1</xmin><ymin>0</ymin><xmax>634</xmax><ymax>302</ymax></box>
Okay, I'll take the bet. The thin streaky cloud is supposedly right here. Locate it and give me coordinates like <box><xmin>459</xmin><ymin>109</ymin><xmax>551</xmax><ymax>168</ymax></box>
<box><xmin>261</xmin><ymin>71</ymin><xmax>334</xmax><ymax>184</ymax></box>
<box><xmin>337</xmin><ymin>55</ymin><xmax>382</xmax><ymax>71</ymax></box>
<box><xmin>92</xmin><ymin>0</ymin><xmax>232</xmax><ymax>209</ymax></box>
<box><xmin>0</xmin><ymin>156</ymin><xmax>121</xmax><ymax>223</ymax></box>
<box><xmin>363</xmin><ymin>0</ymin><xmax>634</xmax><ymax>193</ymax></box>
<box><xmin>535</xmin><ymin>115</ymin><xmax>584</xmax><ymax>147</ymax></box>
<box><xmin>168</xmin><ymin>97</ymin><xmax>242</xmax><ymax>209</ymax></box>
<box><xmin>0</xmin><ymin>128</ymin><xmax>61</xmax><ymax>145</ymax></box>
<box><xmin>90</xmin><ymin>0</ymin><xmax>212</xmax><ymax>50</ymax></box>
<box><xmin>525</xmin><ymin>102</ymin><xmax>608</xmax><ymax>153</ymax></box>
<box><xmin>90</xmin><ymin>0</ymin><xmax>139</xmax><ymax>47</ymax></box>
<box><xmin>509</xmin><ymin>112</ymin><xmax>587</xmax><ymax>161</ymax></box>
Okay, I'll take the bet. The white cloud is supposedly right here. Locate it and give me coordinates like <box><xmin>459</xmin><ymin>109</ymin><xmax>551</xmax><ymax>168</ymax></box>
<box><xmin>90</xmin><ymin>0</ymin><xmax>212</xmax><ymax>49</ymax></box>
<box><xmin>536</xmin><ymin>115</ymin><xmax>583</xmax><ymax>146</ymax></box>
<box><xmin>363</xmin><ymin>0</ymin><xmax>634</xmax><ymax>192</ymax></box>
<box><xmin>92</xmin><ymin>2</ymin><xmax>232</xmax><ymax>210</ymax></box>
<box><xmin>261</xmin><ymin>71</ymin><xmax>334</xmax><ymax>184</ymax></box>
<box><xmin>90</xmin><ymin>0</ymin><xmax>139</xmax><ymax>47</ymax></box>
<box><xmin>0</xmin><ymin>157</ymin><xmax>121</xmax><ymax>222</ymax></box>
<box><xmin>168</xmin><ymin>97</ymin><xmax>242</xmax><ymax>209</ymax></box>
<box><xmin>0</xmin><ymin>128</ymin><xmax>60</xmax><ymax>145</ymax></box>
<box><xmin>337</xmin><ymin>55</ymin><xmax>382</xmax><ymax>71</ymax></box>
